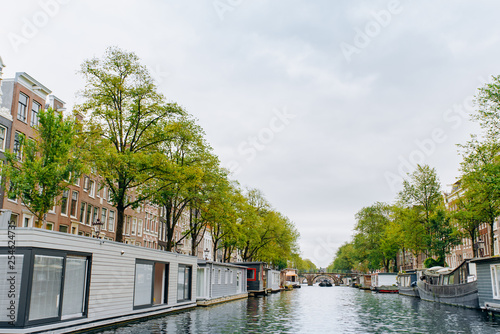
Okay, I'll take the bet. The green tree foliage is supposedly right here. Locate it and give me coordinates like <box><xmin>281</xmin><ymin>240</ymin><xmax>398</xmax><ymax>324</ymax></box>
<box><xmin>149</xmin><ymin>116</ymin><xmax>218</xmax><ymax>252</ymax></box>
<box><xmin>353</xmin><ymin>202</ymin><xmax>397</xmax><ymax>272</ymax></box>
<box><xmin>77</xmin><ymin>46</ymin><xmax>184</xmax><ymax>242</ymax></box>
<box><xmin>329</xmin><ymin>242</ymin><xmax>355</xmax><ymax>272</ymax></box>
<box><xmin>1</xmin><ymin>108</ymin><xmax>83</xmax><ymax>225</ymax></box>
<box><xmin>451</xmin><ymin>185</ymin><xmax>486</xmax><ymax>257</ymax></box>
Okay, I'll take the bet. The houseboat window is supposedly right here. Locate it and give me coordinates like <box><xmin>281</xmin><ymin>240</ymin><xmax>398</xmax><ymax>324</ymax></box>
<box><xmin>247</xmin><ymin>268</ymin><xmax>257</xmax><ymax>281</ymax></box>
<box><xmin>491</xmin><ymin>265</ymin><xmax>500</xmax><ymax>299</ymax></box>
<box><xmin>177</xmin><ymin>265</ymin><xmax>192</xmax><ymax>302</ymax></box>
<box><xmin>196</xmin><ymin>268</ymin><xmax>206</xmax><ymax>298</ymax></box>
<box><xmin>134</xmin><ymin>262</ymin><xmax>153</xmax><ymax>307</ymax></box>
<box><xmin>0</xmin><ymin>255</ymin><xmax>24</xmax><ymax>323</ymax></box>
<box><xmin>218</xmin><ymin>269</ymin><xmax>221</xmax><ymax>284</ymax></box>
<box><xmin>61</xmin><ymin>256</ymin><xmax>88</xmax><ymax>319</ymax></box>
<box><xmin>29</xmin><ymin>255</ymin><xmax>64</xmax><ymax>321</ymax></box>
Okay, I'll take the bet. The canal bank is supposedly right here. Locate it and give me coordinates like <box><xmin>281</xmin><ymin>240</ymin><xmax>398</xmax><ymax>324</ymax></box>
<box><xmin>91</xmin><ymin>286</ymin><xmax>500</xmax><ymax>334</ymax></box>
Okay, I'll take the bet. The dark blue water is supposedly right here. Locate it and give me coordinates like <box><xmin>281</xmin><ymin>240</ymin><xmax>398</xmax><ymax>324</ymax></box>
<box><xmin>94</xmin><ymin>286</ymin><xmax>500</xmax><ymax>333</ymax></box>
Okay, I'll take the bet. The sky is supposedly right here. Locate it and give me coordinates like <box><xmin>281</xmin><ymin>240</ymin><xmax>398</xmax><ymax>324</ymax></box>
<box><xmin>2</xmin><ymin>0</ymin><xmax>500</xmax><ymax>267</ymax></box>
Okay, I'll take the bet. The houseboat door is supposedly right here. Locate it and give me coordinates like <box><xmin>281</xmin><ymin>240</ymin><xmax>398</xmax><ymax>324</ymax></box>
<box><xmin>237</xmin><ymin>271</ymin><xmax>241</xmax><ymax>293</ymax></box>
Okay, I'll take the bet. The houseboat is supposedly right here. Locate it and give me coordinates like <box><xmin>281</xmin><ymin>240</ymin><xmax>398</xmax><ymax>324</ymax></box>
<box><xmin>397</xmin><ymin>270</ymin><xmax>420</xmax><ymax>297</ymax></box>
<box><xmin>416</xmin><ymin>260</ymin><xmax>479</xmax><ymax>309</ymax></box>
<box><xmin>281</xmin><ymin>268</ymin><xmax>300</xmax><ymax>289</ymax></box>
<box><xmin>196</xmin><ymin>260</ymin><xmax>248</xmax><ymax>306</ymax></box>
<box><xmin>233</xmin><ymin>262</ymin><xmax>267</xmax><ymax>295</ymax></box>
<box><xmin>469</xmin><ymin>257</ymin><xmax>500</xmax><ymax>313</ymax></box>
<box><xmin>265</xmin><ymin>268</ymin><xmax>282</xmax><ymax>293</ymax></box>
<box><xmin>371</xmin><ymin>273</ymin><xmax>398</xmax><ymax>293</ymax></box>
<box><xmin>0</xmin><ymin>227</ymin><xmax>198</xmax><ymax>334</ymax></box>
<box><xmin>360</xmin><ymin>274</ymin><xmax>372</xmax><ymax>290</ymax></box>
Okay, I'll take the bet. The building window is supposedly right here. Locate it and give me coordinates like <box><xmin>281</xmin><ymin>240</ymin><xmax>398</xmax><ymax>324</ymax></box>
<box><xmin>491</xmin><ymin>264</ymin><xmax>500</xmax><ymax>299</ymax></box>
<box><xmin>31</xmin><ymin>101</ymin><xmax>41</xmax><ymax>127</ymax></box>
<box><xmin>7</xmin><ymin>181</ymin><xmax>17</xmax><ymax>202</ymax></box>
<box><xmin>79</xmin><ymin>202</ymin><xmax>86</xmax><ymax>223</ymax></box>
<box><xmin>70</xmin><ymin>191</ymin><xmax>79</xmax><ymax>218</ymax></box>
<box><xmin>46</xmin><ymin>222</ymin><xmax>54</xmax><ymax>230</ymax></box>
<box><xmin>86</xmin><ymin>205</ymin><xmax>92</xmax><ymax>225</ymax></box>
<box><xmin>59</xmin><ymin>225</ymin><xmax>69</xmax><ymax>233</ymax></box>
<box><xmin>17</xmin><ymin>92</ymin><xmax>28</xmax><ymax>122</ymax></box>
<box><xmin>0</xmin><ymin>125</ymin><xmax>6</xmax><ymax>151</ymax></box>
<box><xmin>83</xmin><ymin>176</ymin><xmax>89</xmax><ymax>192</ymax></box>
<box><xmin>108</xmin><ymin>210</ymin><xmax>115</xmax><ymax>232</ymax></box>
<box><xmin>60</xmin><ymin>189</ymin><xmax>69</xmax><ymax>216</ymax></box>
<box><xmin>132</xmin><ymin>218</ymin><xmax>137</xmax><ymax>235</ymax></box>
<box><xmin>101</xmin><ymin>208</ymin><xmax>107</xmax><ymax>230</ymax></box>
<box><xmin>13</xmin><ymin>131</ymin><xmax>23</xmax><ymax>160</ymax></box>
<box><xmin>89</xmin><ymin>180</ymin><xmax>95</xmax><ymax>198</ymax></box>
<box><xmin>177</xmin><ymin>265</ymin><xmax>192</xmax><ymax>302</ymax></box>
<box><xmin>92</xmin><ymin>207</ymin><xmax>99</xmax><ymax>227</ymax></box>
<box><xmin>138</xmin><ymin>219</ymin><xmax>143</xmax><ymax>237</ymax></box>
<box><xmin>126</xmin><ymin>216</ymin><xmax>131</xmax><ymax>235</ymax></box>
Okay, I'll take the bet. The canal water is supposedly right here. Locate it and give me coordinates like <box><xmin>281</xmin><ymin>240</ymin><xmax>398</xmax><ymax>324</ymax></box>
<box><xmin>94</xmin><ymin>286</ymin><xmax>500</xmax><ymax>333</ymax></box>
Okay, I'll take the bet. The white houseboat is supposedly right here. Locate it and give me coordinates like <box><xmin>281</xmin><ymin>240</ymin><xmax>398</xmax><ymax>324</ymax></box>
<box><xmin>0</xmin><ymin>226</ymin><xmax>197</xmax><ymax>334</ymax></box>
<box><xmin>196</xmin><ymin>260</ymin><xmax>248</xmax><ymax>306</ymax></box>
<box><xmin>370</xmin><ymin>273</ymin><xmax>398</xmax><ymax>293</ymax></box>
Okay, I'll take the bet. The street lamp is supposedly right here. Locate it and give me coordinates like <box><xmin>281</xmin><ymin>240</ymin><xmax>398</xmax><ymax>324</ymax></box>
<box><xmin>92</xmin><ymin>218</ymin><xmax>104</xmax><ymax>239</ymax></box>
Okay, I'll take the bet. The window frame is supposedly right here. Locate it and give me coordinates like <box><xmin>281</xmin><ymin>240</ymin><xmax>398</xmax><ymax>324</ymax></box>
<box><xmin>247</xmin><ymin>268</ymin><xmax>257</xmax><ymax>282</ymax></box>
<box><xmin>0</xmin><ymin>247</ymin><xmax>92</xmax><ymax>328</ymax></box>
<box><xmin>17</xmin><ymin>92</ymin><xmax>28</xmax><ymax>123</ymax></box>
<box><xmin>30</xmin><ymin>100</ymin><xmax>41</xmax><ymax>127</ymax></box>
<box><xmin>0</xmin><ymin>124</ymin><xmax>7</xmax><ymax>151</ymax></box>
<box><xmin>70</xmin><ymin>191</ymin><xmax>79</xmax><ymax>218</ymax></box>
<box><xmin>133</xmin><ymin>259</ymin><xmax>170</xmax><ymax>310</ymax></box>
<box><xmin>491</xmin><ymin>264</ymin><xmax>500</xmax><ymax>299</ymax></box>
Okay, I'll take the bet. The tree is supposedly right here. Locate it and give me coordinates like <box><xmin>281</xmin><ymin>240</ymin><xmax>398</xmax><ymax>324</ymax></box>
<box><xmin>459</xmin><ymin>139</ymin><xmax>500</xmax><ymax>256</ymax></box>
<box><xmin>149</xmin><ymin>117</ymin><xmax>217</xmax><ymax>252</ymax></box>
<box><xmin>77</xmin><ymin>46</ymin><xmax>184</xmax><ymax>242</ymax></box>
<box><xmin>329</xmin><ymin>242</ymin><xmax>355</xmax><ymax>272</ymax></box>
<box><xmin>353</xmin><ymin>202</ymin><xmax>397</xmax><ymax>272</ymax></box>
<box><xmin>0</xmin><ymin>108</ymin><xmax>83</xmax><ymax>226</ymax></box>
<box><xmin>398</xmin><ymin>164</ymin><xmax>442</xmax><ymax>225</ymax></box>
<box><xmin>451</xmin><ymin>186</ymin><xmax>486</xmax><ymax>257</ymax></box>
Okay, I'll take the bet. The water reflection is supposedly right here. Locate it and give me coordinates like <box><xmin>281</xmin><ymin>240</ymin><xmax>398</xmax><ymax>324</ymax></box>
<box><xmin>94</xmin><ymin>286</ymin><xmax>500</xmax><ymax>334</ymax></box>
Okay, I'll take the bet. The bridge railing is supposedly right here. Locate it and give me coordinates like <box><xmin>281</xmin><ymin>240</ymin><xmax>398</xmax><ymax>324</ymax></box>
<box><xmin>297</xmin><ymin>269</ymin><xmax>357</xmax><ymax>275</ymax></box>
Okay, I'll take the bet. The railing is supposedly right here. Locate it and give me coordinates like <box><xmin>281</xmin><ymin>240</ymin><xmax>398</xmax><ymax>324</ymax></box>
<box><xmin>298</xmin><ymin>269</ymin><xmax>357</xmax><ymax>275</ymax></box>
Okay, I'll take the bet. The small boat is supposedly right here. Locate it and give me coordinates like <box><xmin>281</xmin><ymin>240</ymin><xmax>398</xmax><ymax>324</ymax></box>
<box><xmin>416</xmin><ymin>260</ymin><xmax>478</xmax><ymax>309</ymax></box>
<box><xmin>371</xmin><ymin>272</ymin><xmax>399</xmax><ymax>293</ymax></box>
<box><xmin>397</xmin><ymin>270</ymin><xmax>420</xmax><ymax>298</ymax></box>
<box><xmin>319</xmin><ymin>279</ymin><xmax>333</xmax><ymax>287</ymax></box>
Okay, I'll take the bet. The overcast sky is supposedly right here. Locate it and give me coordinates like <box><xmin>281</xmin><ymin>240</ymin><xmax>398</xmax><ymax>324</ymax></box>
<box><xmin>2</xmin><ymin>1</ymin><xmax>500</xmax><ymax>267</ymax></box>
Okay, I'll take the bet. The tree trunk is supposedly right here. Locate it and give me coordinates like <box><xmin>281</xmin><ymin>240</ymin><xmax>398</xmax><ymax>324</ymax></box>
<box><xmin>115</xmin><ymin>203</ymin><xmax>125</xmax><ymax>242</ymax></box>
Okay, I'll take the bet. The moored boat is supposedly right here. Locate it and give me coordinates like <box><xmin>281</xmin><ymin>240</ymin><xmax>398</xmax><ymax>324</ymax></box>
<box><xmin>371</xmin><ymin>272</ymin><xmax>399</xmax><ymax>293</ymax></box>
<box><xmin>416</xmin><ymin>260</ymin><xmax>479</xmax><ymax>309</ymax></box>
<box><xmin>397</xmin><ymin>270</ymin><xmax>420</xmax><ymax>298</ymax></box>
<box><xmin>319</xmin><ymin>279</ymin><xmax>333</xmax><ymax>287</ymax></box>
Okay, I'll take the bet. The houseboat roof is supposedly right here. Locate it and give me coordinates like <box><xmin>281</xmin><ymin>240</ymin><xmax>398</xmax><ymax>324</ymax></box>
<box><xmin>470</xmin><ymin>256</ymin><xmax>500</xmax><ymax>264</ymax></box>
<box><xmin>197</xmin><ymin>260</ymin><xmax>249</xmax><ymax>269</ymax></box>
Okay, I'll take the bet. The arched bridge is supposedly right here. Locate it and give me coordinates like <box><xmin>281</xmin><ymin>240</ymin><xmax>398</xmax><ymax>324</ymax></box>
<box><xmin>298</xmin><ymin>271</ymin><xmax>356</xmax><ymax>286</ymax></box>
